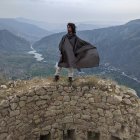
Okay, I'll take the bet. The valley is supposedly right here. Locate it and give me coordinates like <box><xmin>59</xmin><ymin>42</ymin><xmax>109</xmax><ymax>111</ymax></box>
<box><xmin>0</xmin><ymin>18</ymin><xmax>140</xmax><ymax>97</ymax></box>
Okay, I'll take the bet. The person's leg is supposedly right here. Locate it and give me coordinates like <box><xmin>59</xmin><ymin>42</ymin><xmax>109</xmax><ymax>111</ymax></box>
<box><xmin>67</xmin><ymin>67</ymin><xmax>74</xmax><ymax>84</ymax></box>
<box><xmin>53</xmin><ymin>66</ymin><xmax>62</xmax><ymax>82</ymax></box>
<box><xmin>54</xmin><ymin>66</ymin><xmax>62</xmax><ymax>76</ymax></box>
<box><xmin>67</xmin><ymin>67</ymin><xmax>74</xmax><ymax>77</ymax></box>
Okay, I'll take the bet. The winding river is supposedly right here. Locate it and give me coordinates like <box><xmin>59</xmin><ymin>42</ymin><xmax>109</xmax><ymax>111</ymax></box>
<box><xmin>28</xmin><ymin>45</ymin><xmax>46</xmax><ymax>62</ymax></box>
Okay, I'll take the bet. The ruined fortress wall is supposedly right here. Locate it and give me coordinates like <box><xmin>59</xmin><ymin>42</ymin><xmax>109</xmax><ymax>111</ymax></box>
<box><xmin>0</xmin><ymin>82</ymin><xmax>140</xmax><ymax>140</ymax></box>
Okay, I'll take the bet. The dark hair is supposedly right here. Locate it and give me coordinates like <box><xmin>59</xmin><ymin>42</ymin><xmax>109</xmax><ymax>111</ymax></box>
<box><xmin>67</xmin><ymin>22</ymin><xmax>76</xmax><ymax>33</ymax></box>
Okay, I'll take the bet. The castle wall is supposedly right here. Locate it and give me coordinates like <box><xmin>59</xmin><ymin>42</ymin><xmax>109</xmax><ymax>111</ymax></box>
<box><xmin>0</xmin><ymin>84</ymin><xmax>140</xmax><ymax>140</ymax></box>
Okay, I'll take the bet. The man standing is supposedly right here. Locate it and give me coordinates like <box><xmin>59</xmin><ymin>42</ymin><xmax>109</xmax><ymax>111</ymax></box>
<box><xmin>54</xmin><ymin>22</ymin><xmax>100</xmax><ymax>84</ymax></box>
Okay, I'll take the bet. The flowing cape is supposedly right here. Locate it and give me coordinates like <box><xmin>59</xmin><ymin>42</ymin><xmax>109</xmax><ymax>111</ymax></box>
<box><xmin>58</xmin><ymin>34</ymin><xmax>100</xmax><ymax>68</ymax></box>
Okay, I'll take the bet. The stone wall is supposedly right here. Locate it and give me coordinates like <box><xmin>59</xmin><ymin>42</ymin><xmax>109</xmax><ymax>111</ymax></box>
<box><xmin>0</xmin><ymin>78</ymin><xmax>140</xmax><ymax>140</ymax></box>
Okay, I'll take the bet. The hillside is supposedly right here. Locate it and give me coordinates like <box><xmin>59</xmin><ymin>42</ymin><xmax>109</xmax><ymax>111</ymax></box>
<box><xmin>0</xmin><ymin>18</ymin><xmax>52</xmax><ymax>43</ymax></box>
<box><xmin>0</xmin><ymin>29</ymin><xmax>50</xmax><ymax>80</ymax></box>
<box><xmin>89</xmin><ymin>19</ymin><xmax>140</xmax><ymax>79</ymax></box>
<box><xmin>0</xmin><ymin>29</ymin><xmax>30</xmax><ymax>52</ymax></box>
<box><xmin>0</xmin><ymin>76</ymin><xmax>139</xmax><ymax>139</ymax></box>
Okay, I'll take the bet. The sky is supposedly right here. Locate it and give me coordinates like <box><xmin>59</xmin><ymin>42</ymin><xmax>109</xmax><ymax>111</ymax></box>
<box><xmin>0</xmin><ymin>0</ymin><xmax>140</xmax><ymax>24</ymax></box>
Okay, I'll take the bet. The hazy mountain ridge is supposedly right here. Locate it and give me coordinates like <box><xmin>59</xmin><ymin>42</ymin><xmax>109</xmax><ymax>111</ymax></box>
<box><xmin>16</xmin><ymin>17</ymin><xmax>111</xmax><ymax>33</ymax></box>
<box><xmin>0</xmin><ymin>18</ymin><xmax>52</xmax><ymax>43</ymax></box>
<box><xmin>0</xmin><ymin>29</ymin><xmax>30</xmax><ymax>52</ymax></box>
<box><xmin>89</xmin><ymin>19</ymin><xmax>140</xmax><ymax>79</ymax></box>
<box><xmin>0</xmin><ymin>29</ymin><xmax>51</xmax><ymax>80</ymax></box>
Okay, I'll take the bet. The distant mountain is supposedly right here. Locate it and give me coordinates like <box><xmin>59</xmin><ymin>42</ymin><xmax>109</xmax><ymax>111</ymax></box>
<box><xmin>0</xmin><ymin>29</ymin><xmax>30</xmax><ymax>52</ymax></box>
<box><xmin>88</xmin><ymin>19</ymin><xmax>140</xmax><ymax>79</ymax></box>
<box><xmin>0</xmin><ymin>18</ymin><xmax>52</xmax><ymax>43</ymax></box>
<box><xmin>0</xmin><ymin>30</ymin><xmax>34</xmax><ymax>79</ymax></box>
<box><xmin>16</xmin><ymin>17</ymin><xmax>57</xmax><ymax>32</ymax></box>
<box><xmin>16</xmin><ymin>17</ymin><xmax>111</xmax><ymax>33</ymax></box>
<box><xmin>0</xmin><ymin>29</ymin><xmax>31</xmax><ymax>79</ymax></box>
<box><xmin>0</xmin><ymin>29</ymin><xmax>53</xmax><ymax>80</ymax></box>
<box><xmin>126</xmin><ymin>19</ymin><xmax>140</xmax><ymax>25</ymax></box>
<box><xmin>76</xmin><ymin>23</ymin><xmax>103</xmax><ymax>31</ymax></box>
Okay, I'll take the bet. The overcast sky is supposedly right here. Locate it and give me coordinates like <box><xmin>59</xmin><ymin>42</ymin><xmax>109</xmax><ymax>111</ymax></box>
<box><xmin>0</xmin><ymin>0</ymin><xmax>140</xmax><ymax>24</ymax></box>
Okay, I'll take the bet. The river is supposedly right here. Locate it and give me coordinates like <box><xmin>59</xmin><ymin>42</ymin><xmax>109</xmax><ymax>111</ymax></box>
<box><xmin>28</xmin><ymin>45</ymin><xmax>46</xmax><ymax>62</ymax></box>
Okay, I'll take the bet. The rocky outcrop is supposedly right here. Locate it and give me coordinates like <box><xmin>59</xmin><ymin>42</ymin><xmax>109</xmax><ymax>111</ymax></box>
<box><xmin>0</xmin><ymin>76</ymin><xmax>140</xmax><ymax>140</ymax></box>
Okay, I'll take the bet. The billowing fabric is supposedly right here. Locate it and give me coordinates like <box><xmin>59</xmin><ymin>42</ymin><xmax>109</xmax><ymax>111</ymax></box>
<box><xmin>58</xmin><ymin>33</ymin><xmax>100</xmax><ymax>68</ymax></box>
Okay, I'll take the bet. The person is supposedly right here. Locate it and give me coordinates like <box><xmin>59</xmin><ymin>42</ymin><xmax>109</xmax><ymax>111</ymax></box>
<box><xmin>54</xmin><ymin>22</ymin><xmax>100</xmax><ymax>84</ymax></box>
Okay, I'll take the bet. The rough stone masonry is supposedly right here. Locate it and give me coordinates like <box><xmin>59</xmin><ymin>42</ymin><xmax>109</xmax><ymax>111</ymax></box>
<box><xmin>0</xmin><ymin>77</ymin><xmax>140</xmax><ymax>140</ymax></box>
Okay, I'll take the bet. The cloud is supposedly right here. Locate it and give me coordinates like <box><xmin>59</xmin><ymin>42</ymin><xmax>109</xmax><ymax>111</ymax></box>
<box><xmin>0</xmin><ymin>0</ymin><xmax>140</xmax><ymax>24</ymax></box>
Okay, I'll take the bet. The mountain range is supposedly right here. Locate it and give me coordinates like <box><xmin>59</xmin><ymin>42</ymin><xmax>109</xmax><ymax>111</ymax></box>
<box><xmin>16</xmin><ymin>17</ymin><xmax>111</xmax><ymax>33</ymax></box>
<box><xmin>0</xmin><ymin>18</ymin><xmax>140</xmax><ymax>96</ymax></box>
<box><xmin>0</xmin><ymin>18</ymin><xmax>52</xmax><ymax>43</ymax></box>
<box><xmin>0</xmin><ymin>29</ymin><xmax>51</xmax><ymax>80</ymax></box>
<box><xmin>0</xmin><ymin>29</ymin><xmax>30</xmax><ymax>52</ymax></box>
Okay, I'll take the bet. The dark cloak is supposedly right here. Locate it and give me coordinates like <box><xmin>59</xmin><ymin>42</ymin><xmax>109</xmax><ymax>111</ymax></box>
<box><xmin>57</xmin><ymin>33</ymin><xmax>100</xmax><ymax>69</ymax></box>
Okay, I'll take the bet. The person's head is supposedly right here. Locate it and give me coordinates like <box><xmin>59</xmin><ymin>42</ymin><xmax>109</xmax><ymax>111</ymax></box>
<box><xmin>67</xmin><ymin>23</ymin><xmax>76</xmax><ymax>34</ymax></box>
